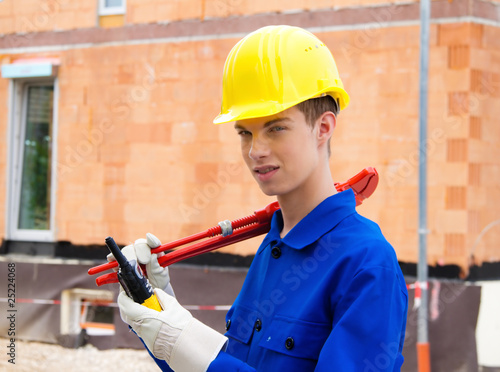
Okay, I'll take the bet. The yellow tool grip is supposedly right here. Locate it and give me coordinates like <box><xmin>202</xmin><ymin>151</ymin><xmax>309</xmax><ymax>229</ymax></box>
<box><xmin>142</xmin><ymin>294</ymin><xmax>162</xmax><ymax>311</ymax></box>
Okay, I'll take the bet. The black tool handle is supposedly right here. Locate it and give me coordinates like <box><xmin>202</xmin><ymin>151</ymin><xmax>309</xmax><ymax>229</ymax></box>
<box><xmin>105</xmin><ymin>236</ymin><xmax>155</xmax><ymax>305</ymax></box>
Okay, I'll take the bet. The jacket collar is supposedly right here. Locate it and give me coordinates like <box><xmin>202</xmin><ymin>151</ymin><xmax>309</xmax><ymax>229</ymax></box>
<box><xmin>261</xmin><ymin>189</ymin><xmax>357</xmax><ymax>250</ymax></box>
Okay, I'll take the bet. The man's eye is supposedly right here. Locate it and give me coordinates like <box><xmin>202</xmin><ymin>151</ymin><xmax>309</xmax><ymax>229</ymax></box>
<box><xmin>237</xmin><ymin>130</ymin><xmax>251</xmax><ymax>136</ymax></box>
<box><xmin>271</xmin><ymin>126</ymin><xmax>285</xmax><ymax>132</ymax></box>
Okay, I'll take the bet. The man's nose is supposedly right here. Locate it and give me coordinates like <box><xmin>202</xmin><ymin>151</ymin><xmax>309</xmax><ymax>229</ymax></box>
<box><xmin>248</xmin><ymin>135</ymin><xmax>270</xmax><ymax>160</ymax></box>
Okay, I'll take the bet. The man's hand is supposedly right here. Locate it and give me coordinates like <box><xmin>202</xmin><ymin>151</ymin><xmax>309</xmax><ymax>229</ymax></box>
<box><xmin>107</xmin><ymin>233</ymin><xmax>174</xmax><ymax>296</ymax></box>
<box><xmin>118</xmin><ymin>288</ymin><xmax>227</xmax><ymax>372</ymax></box>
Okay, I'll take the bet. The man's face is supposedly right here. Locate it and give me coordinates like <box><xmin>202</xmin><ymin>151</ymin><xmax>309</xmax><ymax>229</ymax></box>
<box><xmin>234</xmin><ymin>106</ymin><xmax>324</xmax><ymax>198</ymax></box>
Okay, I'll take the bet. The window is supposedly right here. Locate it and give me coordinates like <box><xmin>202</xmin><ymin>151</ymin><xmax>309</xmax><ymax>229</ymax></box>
<box><xmin>7</xmin><ymin>80</ymin><xmax>58</xmax><ymax>241</ymax></box>
<box><xmin>98</xmin><ymin>0</ymin><xmax>126</xmax><ymax>15</ymax></box>
<box><xmin>60</xmin><ymin>289</ymin><xmax>115</xmax><ymax>337</ymax></box>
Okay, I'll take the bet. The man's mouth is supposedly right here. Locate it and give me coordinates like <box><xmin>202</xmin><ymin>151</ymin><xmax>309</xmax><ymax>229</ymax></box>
<box><xmin>255</xmin><ymin>167</ymin><xmax>279</xmax><ymax>174</ymax></box>
<box><xmin>253</xmin><ymin>166</ymin><xmax>279</xmax><ymax>182</ymax></box>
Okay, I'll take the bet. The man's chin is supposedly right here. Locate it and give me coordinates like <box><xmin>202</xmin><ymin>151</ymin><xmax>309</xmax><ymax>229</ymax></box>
<box><xmin>257</xmin><ymin>185</ymin><xmax>279</xmax><ymax>197</ymax></box>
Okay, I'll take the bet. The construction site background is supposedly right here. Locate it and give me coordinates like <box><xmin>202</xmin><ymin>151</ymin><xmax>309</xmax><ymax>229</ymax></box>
<box><xmin>0</xmin><ymin>1</ymin><xmax>499</xmax><ymax>371</ymax></box>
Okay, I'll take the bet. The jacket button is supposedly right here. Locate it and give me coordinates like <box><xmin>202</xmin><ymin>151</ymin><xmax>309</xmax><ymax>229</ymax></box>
<box><xmin>271</xmin><ymin>246</ymin><xmax>281</xmax><ymax>259</ymax></box>
<box><xmin>225</xmin><ymin>319</ymin><xmax>231</xmax><ymax>331</ymax></box>
<box><xmin>254</xmin><ymin>319</ymin><xmax>262</xmax><ymax>332</ymax></box>
<box><xmin>285</xmin><ymin>337</ymin><xmax>294</xmax><ymax>350</ymax></box>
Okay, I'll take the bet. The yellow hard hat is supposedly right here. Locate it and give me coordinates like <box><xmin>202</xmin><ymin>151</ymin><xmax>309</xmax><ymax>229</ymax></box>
<box><xmin>213</xmin><ymin>25</ymin><xmax>350</xmax><ymax>124</ymax></box>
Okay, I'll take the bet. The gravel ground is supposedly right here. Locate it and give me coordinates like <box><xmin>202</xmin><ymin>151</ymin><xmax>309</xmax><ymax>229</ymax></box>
<box><xmin>0</xmin><ymin>338</ymin><xmax>159</xmax><ymax>372</ymax></box>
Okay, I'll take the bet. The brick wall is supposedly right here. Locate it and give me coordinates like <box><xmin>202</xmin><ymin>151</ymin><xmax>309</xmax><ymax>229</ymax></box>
<box><xmin>468</xmin><ymin>24</ymin><xmax>500</xmax><ymax>267</ymax></box>
<box><xmin>0</xmin><ymin>0</ymin><xmax>97</xmax><ymax>35</ymax></box>
<box><xmin>438</xmin><ymin>23</ymin><xmax>500</xmax><ymax>270</ymax></box>
<box><xmin>0</xmin><ymin>0</ymin><xmax>422</xmax><ymax>34</ymax></box>
<box><xmin>1</xmin><ymin>0</ymin><xmax>499</xmax><ymax>274</ymax></box>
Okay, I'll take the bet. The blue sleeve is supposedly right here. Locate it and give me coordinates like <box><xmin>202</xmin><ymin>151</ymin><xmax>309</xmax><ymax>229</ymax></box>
<box><xmin>315</xmin><ymin>266</ymin><xmax>408</xmax><ymax>371</ymax></box>
<box><xmin>207</xmin><ymin>351</ymin><xmax>256</xmax><ymax>372</ymax></box>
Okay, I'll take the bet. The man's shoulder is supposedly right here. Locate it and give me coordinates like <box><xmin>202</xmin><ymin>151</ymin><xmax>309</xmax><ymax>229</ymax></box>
<box><xmin>327</xmin><ymin>210</ymin><xmax>387</xmax><ymax>241</ymax></box>
<box><xmin>319</xmin><ymin>211</ymin><xmax>398</xmax><ymax>263</ymax></box>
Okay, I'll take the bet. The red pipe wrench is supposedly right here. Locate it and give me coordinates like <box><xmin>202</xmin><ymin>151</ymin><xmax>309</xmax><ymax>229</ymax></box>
<box><xmin>88</xmin><ymin>167</ymin><xmax>378</xmax><ymax>286</ymax></box>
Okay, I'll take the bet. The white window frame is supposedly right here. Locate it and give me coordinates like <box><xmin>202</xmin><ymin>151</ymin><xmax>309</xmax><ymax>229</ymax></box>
<box><xmin>98</xmin><ymin>0</ymin><xmax>126</xmax><ymax>16</ymax></box>
<box><xmin>6</xmin><ymin>78</ymin><xmax>59</xmax><ymax>242</ymax></box>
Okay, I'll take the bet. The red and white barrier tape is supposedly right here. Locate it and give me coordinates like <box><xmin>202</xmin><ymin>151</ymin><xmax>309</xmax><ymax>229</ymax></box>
<box><xmin>407</xmin><ymin>281</ymin><xmax>428</xmax><ymax>310</ymax></box>
<box><xmin>0</xmin><ymin>298</ymin><xmax>61</xmax><ymax>305</ymax></box>
<box><xmin>1</xmin><ymin>283</ymin><xmax>421</xmax><ymax>311</ymax></box>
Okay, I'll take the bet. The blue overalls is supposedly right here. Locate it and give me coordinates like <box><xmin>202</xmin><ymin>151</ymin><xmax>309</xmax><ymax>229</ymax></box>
<box><xmin>208</xmin><ymin>189</ymin><xmax>408</xmax><ymax>371</ymax></box>
<box><xmin>152</xmin><ymin>189</ymin><xmax>408</xmax><ymax>371</ymax></box>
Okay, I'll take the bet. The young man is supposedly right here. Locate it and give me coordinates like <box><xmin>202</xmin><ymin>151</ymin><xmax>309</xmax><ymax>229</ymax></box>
<box><xmin>117</xmin><ymin>25</ymin><xmax>408</xmax><ymax>371</ymax></box>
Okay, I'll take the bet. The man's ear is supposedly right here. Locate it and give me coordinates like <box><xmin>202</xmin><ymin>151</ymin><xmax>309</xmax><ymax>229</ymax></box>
<box><xmin>316</xmin><ymin>111</ymin><xmax>336</xmax><ymax>146</ymax></box>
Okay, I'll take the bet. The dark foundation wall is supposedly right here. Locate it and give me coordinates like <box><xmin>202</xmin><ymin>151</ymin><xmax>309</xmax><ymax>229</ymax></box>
<box><xmin>0</xmin><ymin>259</ymin><xmax>247</xmax><ymax>348</ymax></box>
<box><xmin>2</xmin><ymin>239</ymin><xmax>499</xmax><ymax>280</ymax></box>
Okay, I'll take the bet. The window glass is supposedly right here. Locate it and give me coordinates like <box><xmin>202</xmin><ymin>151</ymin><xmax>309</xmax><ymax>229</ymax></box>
<box><xmin>18</xmin><ymin>85</ymin><xmax>53</xmax><ymax>230</ymax></box>
<box><xmin>104</xmin><ymin>0</ymin><xmax>123</xmax><ymax>8</ymax></box>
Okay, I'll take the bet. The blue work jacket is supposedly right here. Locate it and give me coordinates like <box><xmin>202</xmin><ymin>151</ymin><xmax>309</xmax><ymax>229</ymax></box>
<box><xmin>207</xmin><ymin>189</ymin><xmax>408</xmax><ymax>371</ymax></box>
<box><xmin>151</xmin><ymin>189</ymin><xmax>408</xmax><ymax>371</ymax></box>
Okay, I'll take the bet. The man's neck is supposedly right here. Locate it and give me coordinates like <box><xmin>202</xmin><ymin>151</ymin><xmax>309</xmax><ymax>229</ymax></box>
<box><xmin>277</xmin><ymin>167</ymin><xmax>337</xmax><ymax>238</ymax></box>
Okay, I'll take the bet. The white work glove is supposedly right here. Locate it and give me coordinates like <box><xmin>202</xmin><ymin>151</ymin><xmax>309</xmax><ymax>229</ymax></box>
<box><xmin>107</xmin><ymin>233</ymin><xmax>174</xmax><ymax>296</ymax></box>
<box><xmin>118</xmin><ymin>288</ymin><xmax>227</xmax><ymax>372</ymax></box>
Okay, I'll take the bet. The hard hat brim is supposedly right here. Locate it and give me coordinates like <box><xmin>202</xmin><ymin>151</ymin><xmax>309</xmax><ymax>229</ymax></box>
<box><xmin>213</xmin><ymin>87</ymin><xmax>350</xmax><ymax>125</ymax></box>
